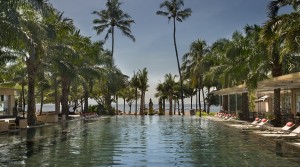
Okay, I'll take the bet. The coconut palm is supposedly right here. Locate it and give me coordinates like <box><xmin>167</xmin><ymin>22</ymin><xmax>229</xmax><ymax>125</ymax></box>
<box><xmin>256</xmin><ymin>0</ymin><xmax>300</xmax><ymax>126</ymax></box>
<box><xmin>92</xmin><ymin>0</ymin><xmax>135</xmax><ymax>57</ymax></box>
<box><xmin>267</xmin><ymin>0</ymin><xmax>300</xmax><ymax>54</ymax></box>
<box><xmin>162</xmin><ymin>73</ymin><xmax>177</xmax><ymax>115</ymax></box>
<box><xmin>125</xmin><ymin>87</ymin><xmax>136</xmax><ymax>115</ymax></box>
<box><xmin>182</xmin><ymin>39</ymin><xmax>208</xmax><ymax>113</ymax></box>
<box><xmin>137</xmin><ymin>68</ymin><xmax>149</xmax><ymax>115</ymax></box>
<box><xmin>156</xmin><ymin>0</ymin><xmax>192</xmax><ymax>115</ymax></box>
<box><xmin>131</xmin><ymin>72</ymin><xmax>140</xmax><ymax>115</ymax></box>
<box><xmin>0</xmin><ymin>0</ymin><xmax>54</xmax><ymax>125</ymax></box>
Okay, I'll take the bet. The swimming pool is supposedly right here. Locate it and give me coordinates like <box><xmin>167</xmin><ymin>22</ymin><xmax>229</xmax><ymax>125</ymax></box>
<box><xmin>0</xmin><ymin>116</ymin><xmax>299</xmax><ymax>166</ymax></box>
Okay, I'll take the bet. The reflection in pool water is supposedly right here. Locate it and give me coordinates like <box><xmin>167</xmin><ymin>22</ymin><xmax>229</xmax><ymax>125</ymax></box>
<box><xmin>0</xmin><ymin>116</ymin><xmax>300</xmax><ymax>166</ymax></box>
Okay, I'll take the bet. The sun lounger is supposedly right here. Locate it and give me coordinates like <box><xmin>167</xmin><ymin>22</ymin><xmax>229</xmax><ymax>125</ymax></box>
<box><xmin>260</xmin><ymin>126</ymin><xmax>300</xmax><ymax>139</ymax></box>
<box><xmin>250</xmin><ymin>118</ymin><xmax>261</xmax><ymax>125</ymax></box>
<box><xmin>253</xmin><ymin>121</ymin><xmax>295</xmax><ymax>134</ymax></box>
<box><xmin>229</xmin><ymin>118</ymin><xmax>268</xmax><ymax>130</ymax></box>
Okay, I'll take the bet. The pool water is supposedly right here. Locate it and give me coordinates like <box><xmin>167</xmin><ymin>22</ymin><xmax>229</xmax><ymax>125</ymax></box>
<box><xmin>0</xmin><ymin>116</ymin><xmax>300</xmax><ymax>166</ymax></box>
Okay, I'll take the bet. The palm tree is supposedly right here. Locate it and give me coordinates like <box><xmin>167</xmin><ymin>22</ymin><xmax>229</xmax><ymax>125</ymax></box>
<box><xmin>125</xmin><ymin>87</ymin><xmax>136</xmax><ymax>115</ymax></box>
<box><xmin>1</xmin><ymin>0</ymin><xmax>54</xmax><ymax>125</ymax></box>
<box><xmin>92</xmin><ymin>0</ymin><xmax>135</xmax><ymax>57</ymax></box>
<box><xmin>156</xmin><ymin>0</ymin><xmax>192</xmax><ymax>115</ymax></box>
<box><xmin>257</xmin><ymin>0</ymin><xmax>300</xmax><ymax>126</ymax></box>
<box><xmin>182</xmin><ymin>39</ymin><xmax>208</xmax><ymax>113</ymax></box>
<box><xmin>131</xmin><ymin>72</ymin><xmax>140</xmax><ymax>115</ymax></box>
<box><xmin>155</xmin><ymin>82</ymin><xmax>168</xmax><ymax>115</ymax></box>
<box><xmin>162</xmin><ymin>73</ymin><xmax>177</xmax><ymax>115</ymax></box>
<box><xmin>137</xmin><ymin>68</ymin><xmax>149</xmax><ymax>115</ymax></box>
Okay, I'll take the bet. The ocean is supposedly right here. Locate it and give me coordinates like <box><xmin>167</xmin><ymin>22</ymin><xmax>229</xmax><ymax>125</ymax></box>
<box><xmin>35</xmin><ymin>103</ymin><xmax>220</xmax><ymax>113</ymax></box>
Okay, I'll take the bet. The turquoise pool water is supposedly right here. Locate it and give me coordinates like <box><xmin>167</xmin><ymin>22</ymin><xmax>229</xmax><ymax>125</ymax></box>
<box><xmin>0</xmin><ymin>116</ymin><xmax>299</xmax><ymax>166</ymax></box>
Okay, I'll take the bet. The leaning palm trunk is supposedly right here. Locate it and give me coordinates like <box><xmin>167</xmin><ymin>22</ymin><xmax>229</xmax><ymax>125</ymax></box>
<box><xmin>26</xmin><ymin>59</ymin><xmax>37</xmax><ymax>126</ymax></box>
<box><xmin>173</xmin><ymin>18</ymin><xmax>185</xmax><ymax>115</ymax></box>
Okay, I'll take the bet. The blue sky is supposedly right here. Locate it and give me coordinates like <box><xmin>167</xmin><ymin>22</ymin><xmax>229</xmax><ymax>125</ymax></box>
<box><xmin>48</xmin><ymin>0</ymin><xmax>270</xmax><ymax>104</ymax></box>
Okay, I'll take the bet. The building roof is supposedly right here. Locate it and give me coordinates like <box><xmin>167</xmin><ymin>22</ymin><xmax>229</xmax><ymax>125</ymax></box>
<box><xmin>213</xmin><ymin>72</ymin><xmax>300</xmax><ymax>95</ymax></box>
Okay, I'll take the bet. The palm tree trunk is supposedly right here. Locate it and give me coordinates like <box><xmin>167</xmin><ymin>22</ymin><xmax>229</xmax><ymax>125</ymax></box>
<box><xmin>173</xmin><ymin>18</ymin><xmax>185</xmax><ymax>115</ymax></box>
<box><xmin>84</xmin><ymin>85</ymin><xmax>89</xmax><ymax>112</ymax></box>
<box><xmin>112</xmin><ymin>26</ymin><xmax>115</xmax><ymax>57</ymax></box>
<box><xmin>272</xmin><ymin>51</ymin><xmax>282</xmax><ymax>126</ymax></box>
<box><xmin>39</xmin><ymin>90</ymin><xmax>43</xmax><ymax>115</ymax></box>
<box><xmin>195</xmin><ymin>89</ymin><xmax>198</xmax><ymax>112</ymax></box>
<box><xmin>190</xmin><ymin>95</ymin><xmax>193</xmax><ymax>109</ymax></box>
<box><xmin>61</xmin><ymin>77</ymin><xmax>70</xmax><ymax>117</ymax></box>
<box><xmin>116</xmin><ymin>95</ymin><xmax>118</xmax><ymax>114</ymax></box>
<box><xmin>26</xmin><ymin>59</ymin><xmax>37</xmax><ymax>126</ymax></box>
<box><xmin>135</xmin><ymin>88</ymin><xmax>138</xmax><ymax>115</ymax></box>
<box><xmin>177</xmin><ymin>99</ymin><xmax>180</xmax><ymax>115</ymax></box>
<box><xmin>21</xmin><ymin>83</ymin><xmax>26</xmax><ymax>117</ymax></box>
<box><xmin>54</xmin><ymin>76</ymin><xmax>60</xmax><ymax>114</ymax></box>
<box><xmin>140</xmin><ymin>91</ymin><xmax>144</xmax><ymax>115</ymax></box>
<box><xmin>173</xmin><ymin>99</ymin><xmax>176</xmax><ymax>115</ymax></box>
<box><xmin>169</xmin><ymin>95</ymin><xmax>173</xmax><ymax>115</ymax></box>
<box><xmin>207</xmin><ymin>88</ymin><xmax>211</xmax><ymax>113</ymax></box>
<box><xmin>163</xmin><ymin>98</ymin><xmax>166</xmax><ymax>114</ymax></box>
<box><xmin>198</xmin><ymin>88</ymin><xmax>201</xmax><ymax>111</ymax></box>
<box><xmin>123</xmin><ymin>98</ymin><xmax>126</xmax><ymax>114</ymax></box>
<box><xmin>202</xmin><ymin>87</ymin><xmax>206</xmax><ymax>112</ymax></box>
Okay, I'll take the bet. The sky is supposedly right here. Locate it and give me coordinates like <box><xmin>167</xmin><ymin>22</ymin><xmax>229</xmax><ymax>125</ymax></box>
<box><xmin>48</xmin><ymin>0</ymin><xmax>271</xmax><ymax>104</ymax></box>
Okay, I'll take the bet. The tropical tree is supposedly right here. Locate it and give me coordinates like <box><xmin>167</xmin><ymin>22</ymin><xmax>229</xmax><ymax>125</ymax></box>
<box><xmin>155</xmin><ymin>82</ymin><xmax>168</xmax><ymax>115</ymax></box>
<box><xmin>156</xmin><ymin>0</ymin><xmax>192</xmax><ymax>115</ymax></box>
<box><xmin>162</xmin><ymin>73</ymin><xmax>177</xmax><ymax>115</ymax></box>
<box><xmin>1</xmin><ymin>0</ymin><xmax>55</xmax><ymax>125</ymax></box>
<box><xmin>137</xmin><ymin>68</ymin><xmax>149</xmax><ymax>115</ymax></box>
<box><xmin>130</xmin><ymin>71</ymin><xmax>140</xmax><ymax>115</ymax></box>
<box><xmin>182</xmin><ymin>39</ymin><xmax>208</xmax><ymax>112</ymax></box>
<box><xmin>92</xmin><ymin>0</ymin><xmax>135</xmax><ymax>57</ymax></box>
<box><xmin>257</xmin><ymin>0</ymin><xmax>300</xmax><ymax>126</ymax></box>
<box><xmin>125</xmin><ymin>87</ymin><xmax>136</xmax><ymax>115</ymax></box>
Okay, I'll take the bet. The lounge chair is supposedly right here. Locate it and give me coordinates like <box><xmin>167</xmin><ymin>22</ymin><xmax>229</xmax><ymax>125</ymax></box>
<box><xmin>250</xmin><ymin>118</ymin><xmax>261</xmax><ymax>125</ymax></box>
<box><xmin>230</xmin><ymin>118</ymin><xmax>268</xmax><ymax>130</ymax></box>
<box><xmin>253</xmin><ymin>121</ymin><xmax>295</xmax><ymax>134</ymax></box>
<box><xmin>260</xmin><ymin>126</ymin><xmax>300</xmax><ymax>139</ymax></box>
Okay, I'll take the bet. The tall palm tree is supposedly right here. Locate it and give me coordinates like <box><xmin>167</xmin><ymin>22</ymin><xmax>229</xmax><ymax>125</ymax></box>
<box><xmin>156</xmin><ymin>0</ymin><xmax>192</xmax><ymax>115</ymax></box>
<box><xmin>92</xmin><ymin>0</ymin><xmax>135</xmax><ymax>57</ymax></box>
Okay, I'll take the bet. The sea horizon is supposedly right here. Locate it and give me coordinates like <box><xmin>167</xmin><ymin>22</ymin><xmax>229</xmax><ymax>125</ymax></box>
<box><xmin>34</xmin><ymin>103</ymin><xmax>220</xmax><ymax>113</ymax></box>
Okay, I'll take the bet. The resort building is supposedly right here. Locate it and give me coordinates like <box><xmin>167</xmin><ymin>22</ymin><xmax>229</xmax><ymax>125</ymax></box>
<box><xmin>0</xmin><ymin>88</ymin><xmax>18</xmax><ymax>116</ymax></box>
<box><xmin>214</xmin><ymin>72</ymin><xmax>300</xmax><ymax>123</ymax></box>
